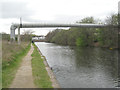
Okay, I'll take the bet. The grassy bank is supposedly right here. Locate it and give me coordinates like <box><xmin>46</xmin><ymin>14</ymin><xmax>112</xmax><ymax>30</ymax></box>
<box><xmin>2</xmin><ymin>41</ymin><xmax>31</xmax><ymax>88</ymax></box>
<box><xmin>31</xmin><ymin>43</ymin><xmax>52</xmax><ymax>88</ymax></box>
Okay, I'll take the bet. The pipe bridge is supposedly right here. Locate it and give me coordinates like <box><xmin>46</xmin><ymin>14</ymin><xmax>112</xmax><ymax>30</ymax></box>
<box><xmin>10</xmin><ymin>23</ymin><xmax>117</xmax><ymax>44</ymax></box>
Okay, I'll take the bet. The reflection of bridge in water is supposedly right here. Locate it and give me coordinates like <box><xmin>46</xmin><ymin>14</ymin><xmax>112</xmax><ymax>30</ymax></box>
<box><xmin>10</xmin><ymin>23</ymin><xmax>118</xmax><ymax>44</ymax></box>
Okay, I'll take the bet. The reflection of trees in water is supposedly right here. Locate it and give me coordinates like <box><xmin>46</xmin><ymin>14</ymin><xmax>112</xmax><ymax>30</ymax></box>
<box><xmin>73</xmin><ymin>47</ymin><xmax>96</xmax><ymax>68</ymax></box>
<box><xmin>73</xmin><ymin>47</ymin><xmax>118</xmax><ymax>80</ymax></box>
<box><xmin>96</xmin><ymin>48</ymin><xmax>118</xmax><ymax>80</ymax></box>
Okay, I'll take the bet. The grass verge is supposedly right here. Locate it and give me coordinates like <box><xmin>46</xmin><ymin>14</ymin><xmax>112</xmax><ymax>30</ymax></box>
<box><xmin>31</xmin><ymin>43</ymin><xmax>53</xmax><ymax>88</ymax></box>
<box><xmin>2</xmin><ymin>42</ymin><xmax>31</xmax><ymax>88</ymax></box>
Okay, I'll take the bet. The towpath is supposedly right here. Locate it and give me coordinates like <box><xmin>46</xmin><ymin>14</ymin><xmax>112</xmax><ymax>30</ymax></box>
<box><xmin>10</xmin><ymin>44</ymin><xmax>35</xmax><ymax>88</ymax></box>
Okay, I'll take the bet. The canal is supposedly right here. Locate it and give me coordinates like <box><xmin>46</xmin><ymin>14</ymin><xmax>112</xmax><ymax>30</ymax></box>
<box><xmin>35</xmin><ymin>42</ymin><xmax>118</xmax><ymax>88</ymax></box>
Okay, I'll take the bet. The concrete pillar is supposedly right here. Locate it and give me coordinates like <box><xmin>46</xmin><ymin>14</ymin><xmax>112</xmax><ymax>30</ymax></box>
<box><xmin>10</xmin><ymin>25</ymin><xmax>17</xmax><ymax>43</ymax></box>
<box><xmin>18</xmin><ymin>27</ymin><xmax>20</xmax><ymax>44</ymax></box>
<box><xmin>10</xmin><ymin>29</ymin><xmax>15</xmax><ymax>42</ymax></box>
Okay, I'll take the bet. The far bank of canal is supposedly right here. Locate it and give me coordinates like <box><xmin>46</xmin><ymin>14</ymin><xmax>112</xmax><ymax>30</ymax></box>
<box><xmin>35</xmin><ymin>42</ymin><xmax>118</xmax><ymax>88</ymax></box>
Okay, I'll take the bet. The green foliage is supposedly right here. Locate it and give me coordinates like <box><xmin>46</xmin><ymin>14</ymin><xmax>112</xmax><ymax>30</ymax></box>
<box><xmin>31</xmin><ymin>44</ymin><xmax>52</xmax><ymax>88</ymax></box>
<box><xmin>45</xmin><ymin>29</ymin><xmax>60</xmax><ymax>42</ymax></box>
<box><xmin>76</xmin><ymin>37</ymin><xmax>87</xmax><ymax>47</ymax></box>
<box><xmin>46</xmin><ymin>28</ymin><xmax>82</xmax><ymax>46</ymax></box>
<box><xmin>75</xmin><ymin>17</ymin><xmax>97</xmax><ymax>47</ymax></box>
<box><xmin>97</xmin><ymin>14</ymin><xmax>118</xmax><ymax>48</ymax></box>
<box><xmin>97</xmin><ymin>27</ymin><xmax>118</xmax><ymax>48</ymax></box>
<box><xmin>45</xmin><ymin>14</ymin><xmax>118</xmax><ymax>48</ymax></box>
<box><xmin>51</xmin><ymin>30</ymin><xmax>68</xmax><ymax>45</ymax></box>
<box><xmin>105</xmin><ymin>14</ymin><xmax>118</xmax><ymax>25</ymax></box>
<box><xmin>45</xmin><ymin>27</ymin><xmax>96</xmax><ymax>47</ymax></box>
<box><xmin>76</xmin><ymin>17</ymin><xmax>96</xmax><ymax>24</ymax></box>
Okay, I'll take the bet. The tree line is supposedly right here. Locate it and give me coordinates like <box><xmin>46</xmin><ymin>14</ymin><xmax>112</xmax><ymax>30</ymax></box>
<box><xmin>1</xmin><ymin>30</ymin><xmax>35</xmax><ymax>42</ymax></box>
<box><xmin>45</xmin><ymin>14</ymin><xmax>118</xmax><ymax>48</ymax></box>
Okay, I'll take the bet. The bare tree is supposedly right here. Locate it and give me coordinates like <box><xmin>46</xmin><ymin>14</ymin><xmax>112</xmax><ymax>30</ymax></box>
<box><xmin>22</xmin><ymin>30</ymin><xmax>35</xmax><ymax>35</ymax></box>
<box><xmin>21</xmin><ymin>29</ymin><xmax>35</xmax><ymax>42</ymax></box>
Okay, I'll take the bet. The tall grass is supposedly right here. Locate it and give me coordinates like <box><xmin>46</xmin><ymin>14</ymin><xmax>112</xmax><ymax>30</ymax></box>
<box><xmin>2</xmin><ymin>41</ymin><xmax>31</xmax><ymax>88</ymax></box>
<box><xmin>31</xmin><ymin>44</ymin><xmax>52</xmax><ymax>88</ymax></box>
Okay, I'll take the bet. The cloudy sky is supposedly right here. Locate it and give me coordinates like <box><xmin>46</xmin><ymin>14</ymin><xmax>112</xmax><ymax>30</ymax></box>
<box><xmin>0</xmin><ymin>0</ymin><xmax>119</xmax><ymax>35</ymax></box>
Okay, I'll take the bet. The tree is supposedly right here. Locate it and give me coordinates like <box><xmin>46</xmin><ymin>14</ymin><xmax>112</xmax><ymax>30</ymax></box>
<box><xmin>76</xmin><ymin>17</ymin><xmax>97</xmax><ymax>47</ymax></box>
<box><xmin>98</xmin><ymin>14</ymin><xmax>118</xmax><ymax>48</ymax></box>
<box><xmin>76</xmin><ymin>17</ymin><xmax>96</xmax><ymax>24</ymax></box>
<box><xmin>45</xmin><ymin>15</ymin><xmax>118</xmax><ymax>48</ymax></box>
<box><xmin>22</xmin><ymin>30</ymin><xmax>35</xmax><ymax>35</ymax></box>
<box><xmin>105</xmin><ymin>14</ymin><xmax>118</xmax><ymax>25</ymax></box>
<box><xmin>21</xmin><ymin>30</ymin><xmax>35</xmax><ymax>42</ymax></box>
<box><xmin>45</xmin><ymin>29</ymin><xmax>61</xmax><ymax>42</ymax></box>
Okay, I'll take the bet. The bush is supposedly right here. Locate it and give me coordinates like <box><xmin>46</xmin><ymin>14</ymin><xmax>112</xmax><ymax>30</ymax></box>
<box><xmin>76</xmin><ymin>37</ymin><xmax>87</xmax><ymax>47</ymax></box>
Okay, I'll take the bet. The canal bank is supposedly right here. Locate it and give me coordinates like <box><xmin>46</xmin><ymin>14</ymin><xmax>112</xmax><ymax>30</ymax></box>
<box><xmin>32</xmin><ymin>43</ymin><xmax>60</xmax><ymax>88</ymax></box>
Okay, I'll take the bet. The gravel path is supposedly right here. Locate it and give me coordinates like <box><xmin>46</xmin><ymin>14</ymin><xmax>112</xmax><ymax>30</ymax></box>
<box><xmin>10</xmin><ymin>44</ymin><xmax>35</xmax><ymax>88</ymax></box>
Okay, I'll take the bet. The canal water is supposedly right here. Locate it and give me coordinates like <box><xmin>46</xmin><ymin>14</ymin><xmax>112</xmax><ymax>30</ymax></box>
<box><xmin>35</xmin><ymin>42</ymin><xmax>118</xmax><ymax>88</ymax></box>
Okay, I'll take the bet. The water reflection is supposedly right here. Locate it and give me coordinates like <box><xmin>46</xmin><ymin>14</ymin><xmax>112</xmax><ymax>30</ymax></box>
<box><xmin>35</xmin><ymin>42</ymin><xmax>118</xmax><ymax>88</ymax></box>
<box><xmin>73</xmin><ymin>47</ymin><xmax>118</xmax><ymax>87</ymax></box>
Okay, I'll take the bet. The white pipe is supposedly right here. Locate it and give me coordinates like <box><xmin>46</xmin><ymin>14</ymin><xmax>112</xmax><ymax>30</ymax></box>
<box><xmin>12</xmin><ymin>23</ymin><xmax>112</xmax><ymax>28</ymax></box>
<box><xmin>10</xmin><ymin>23</ymin><xmax>117</xmax><ymax>43</ymax></box>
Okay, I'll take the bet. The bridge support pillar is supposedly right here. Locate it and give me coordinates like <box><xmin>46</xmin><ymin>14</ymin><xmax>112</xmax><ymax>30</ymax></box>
<box><xmin>10</xmin><ymin>29</ymin><xmax>15</xmax><ymax>42</ymax></box>
<box><xmin>18</xmin><ymin>27</ymin><xmax>20</xmax><ymax>44</ymax></box>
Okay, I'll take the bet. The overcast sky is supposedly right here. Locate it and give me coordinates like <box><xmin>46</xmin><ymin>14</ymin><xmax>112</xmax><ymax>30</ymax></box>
<box><xmin>0</xmin><ymin>0</ymin><xmax>119</xmax><ymax>35</ymax></box>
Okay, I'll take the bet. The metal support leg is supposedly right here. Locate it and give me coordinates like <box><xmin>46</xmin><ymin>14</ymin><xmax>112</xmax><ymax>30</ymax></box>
<box><xmin>18</xmin><ymin>27</ymin><xmax>20</xmax><ymax>44</ymax></box>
